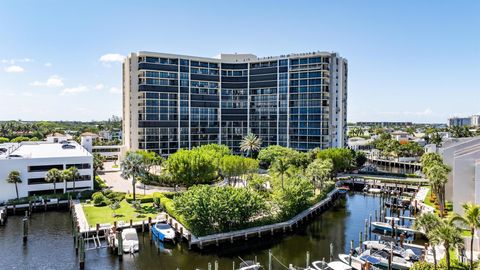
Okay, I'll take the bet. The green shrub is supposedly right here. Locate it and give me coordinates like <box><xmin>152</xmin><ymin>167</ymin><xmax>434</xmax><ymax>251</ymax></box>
<box><xmin>100</xmin><ymin>190</ymin><xmax>125</xmax><ymax>202</ymax></box>
<box><xmin>125</xmin><ymin>194</ymin><xmax>153</xmax><ymax>203</ymax></box>
<box><xmin>94</xmin><ymin>176</ymin><xmax>107</xmax><ymax>190</ymax></box>
<box><xmin>92</xmin><ymin>193</ymin><xmax>108</xmax><ymax>206</ymax></box>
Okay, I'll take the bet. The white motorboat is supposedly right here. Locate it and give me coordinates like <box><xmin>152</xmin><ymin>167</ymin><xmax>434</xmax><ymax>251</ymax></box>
<box><xmin>368</xmin><ymin>188</ymin><xmax>382</xmax><ymax>194</ymax></box>
<box><xmin>151</xmin><ymin>222</ymin><xmax>176</xmax><ymax>241</ymax></box>
<box><xmin>358</xmin><ymin>249</ymin><xmax>413</xmax><ymax>270</ymax></box>
<box><xmin>237</xmin><ymin>261</ymin><xmax>261</xmax><ymax>270</ymax></box>
<box><xmin>311</xmin><ymin>260</ymin><xmax>352</xmax><ymax>270</ymax></box>
<box><xmin>371</xmin><ymin>217</ymin><xmax>419</xmax><ymax>234</ymax></box>
<box><xmin>338</xmin><ymin>254</ymin><xmax>372</xmax><ymax>270</ymax></box>
<box><xmin>363</xmin><ymin>240</ymin><xmax>418</xmax><ymax>261</ymax></box>
<box><xmin>115</xmin><ymin>228</ymin><xmax>139</xmax><ymax>253</ymax></box>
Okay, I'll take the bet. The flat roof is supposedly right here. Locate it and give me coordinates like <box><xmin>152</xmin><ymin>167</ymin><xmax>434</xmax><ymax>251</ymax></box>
<box><xmin>133</xmin><ymin>50</ymin><xmax>342</xmax><ymax>63</ymax></box>
<box><xmin>0</xmin><ymin>141</ymin><xmax>91</xmax><ymax>159</ymax></box>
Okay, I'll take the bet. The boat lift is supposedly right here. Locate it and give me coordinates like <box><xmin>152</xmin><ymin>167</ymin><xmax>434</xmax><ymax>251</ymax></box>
<box><xmin>83</xmin><ymin>223</ymin><xmax>112</xmax><ymax>251</ymax></box>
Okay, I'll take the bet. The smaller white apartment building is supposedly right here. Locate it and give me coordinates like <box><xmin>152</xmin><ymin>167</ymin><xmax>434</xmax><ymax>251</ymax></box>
<box><xmin>0</xmin><ymin>141</ymin><xmax>93</xmax><ymax>202</ymax></box>
<box><xmin>438</xmin><ymin>137</ymin><xmax>480</xmax><ymax>213</ymax></box>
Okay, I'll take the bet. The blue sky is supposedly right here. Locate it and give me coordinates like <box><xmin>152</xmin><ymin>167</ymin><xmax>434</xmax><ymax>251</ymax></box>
<box><xmin>0</xmin><ymin>0</ymin><xmax>478</xmax><ymax>123</ymax></box>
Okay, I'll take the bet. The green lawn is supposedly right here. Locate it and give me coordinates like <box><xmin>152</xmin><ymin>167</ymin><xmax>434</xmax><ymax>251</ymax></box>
<box><xmin>82</xmin><ymin>200</ymin><xmax>160</xmax><ymax>226</ymax></box>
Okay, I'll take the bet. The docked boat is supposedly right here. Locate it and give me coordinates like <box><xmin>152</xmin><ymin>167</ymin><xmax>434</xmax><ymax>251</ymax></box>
<box><xmin>151</xmin><ymin>222</ymin><xmax>176</xmax><ymax>241</ymax></box>
<box><xmin>237</xmin><ymin>261</ymin><xmax>261</xmax><ymax>270</ymax></box>
<box><xmin>358</xmin><ymin>249</ymin><xmax>413</xmax><ymax>270</ymax></box>
<box><xmin>368</xmin><ymin>188</ymin><xmax>382</xmax><ymax>194</ymax></box>
<box><xmin>311</xmin><ymin>260</ymin><xmax>352</xmax><ymax>270</ymax></box>
<box><xmin>115</xmin><ymin>228</ymin><xmax>139</xmax><ymax>253</ymax></box>
<box><xmin>338</xmin><ymin>186</ymin><xmax>350</xmax><ymax>194</ymax></box>
<box><xmin>371</xmin><ymin>217</ymin><xmax>419</xmax><ymax>235</ymax></box>
<box><xmin>363</xmin><ymin>240</ymin><xmax>418</xmax><ymax>261</ymax></box>
<box><xmin>384</xmin><ymin>197</ymin><xmax>406</xmax><ymax>208</ymax></box>
<box><xmin>338</xmin><ymin>254</ymin><xmax>381</xmax><ymax>270</ymax></box>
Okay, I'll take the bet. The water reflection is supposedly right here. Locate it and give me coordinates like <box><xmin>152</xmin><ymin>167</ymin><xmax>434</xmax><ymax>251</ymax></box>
<box><xmin>0</xmin><ymin>193</ymin><xmax>418</xmax><ymax>270</ymax></box>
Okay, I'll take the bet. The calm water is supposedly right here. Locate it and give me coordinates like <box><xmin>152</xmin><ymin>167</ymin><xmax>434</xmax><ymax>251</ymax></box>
<box><xmin>0</xmin><ymin>193</ymin><xmax>414</xmax><ymax>270</ymax></box>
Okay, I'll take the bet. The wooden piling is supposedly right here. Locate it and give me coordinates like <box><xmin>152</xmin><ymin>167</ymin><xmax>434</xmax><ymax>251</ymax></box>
<box><xmin>79</xmin><ymin>236</ymin><xmax>85</xmax><ymax>269</ymax></box>
<box><xmin>22</xmin><ymin>213</ymin><xmax>28</xmax><ymax>243</ymax></box>
<box><xmin>116</xmin><ymin>228</ymin><xmax>123</xmax><ymax>261</ymax></box>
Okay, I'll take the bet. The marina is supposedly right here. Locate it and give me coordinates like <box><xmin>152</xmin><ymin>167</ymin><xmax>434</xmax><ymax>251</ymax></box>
<box><xmin>0</xmin><ymin>192</ymin><xmax>425</xmax><ymax>269</ymax></box>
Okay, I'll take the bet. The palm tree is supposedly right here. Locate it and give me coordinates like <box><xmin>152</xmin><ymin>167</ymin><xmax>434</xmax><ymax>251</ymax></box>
<box><xmin>426</xmin><ymin>163</ymin><xmax>449</xmax><ymax>216</ymax></box>
<box><xmin>93</xmin><ymin>153</ymin><xmax>105</xmax><ymax>174</ymax></box>
<box><xmin>450</xmin><ymin>203</ymin><xmax>480</xmax><ymax>270</ymax></box>
<box><xmin>413</xmin><ymin>213</ymin><xmax>442</xmax><ymax>269</ymax></box>
<box><xmin>6</xmin><ymin>170</ymin><xmax>22</xmax><ymax>199</ymax></box>
<box><xmin>68</xmin><ymin>167</ymin><xmax>80</xmax><ymax>193</ymax></box>
<box><xmin>306</xmin><ymin>158</ymin><xmax>334</xmax><ymax>190</ymax></box>
<box><xmin>430</xmin><ymin>220</ymin><xmax>464</xmax><ymax>270</ymax></box>
<box><xmin>61</xmin><ymin>169</ymin><xmax>71</xmax><ymax>193</ymax></box>
<box><xmin>240</xmin><ymin>133</ymin><xmax>262</xmax><ymax>158</ymax></box>
<box><xmin>121</xmin><ymin>152</ymin><xmax>146</xmax><ymax>201</ymax></box>
<box><xmin>271</xmin><ymin>157</ymin><xmax>290</xmax><ymax>190</ymax></box>
<box><xmin>45</xmin><ymin>168</ymin><xmax>62</xmax><ymax>194</ymax></box>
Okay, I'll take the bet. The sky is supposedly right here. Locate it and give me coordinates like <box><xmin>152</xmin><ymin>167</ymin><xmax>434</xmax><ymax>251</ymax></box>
<box><xmin>0</xmin><ymin>0</ymin><xmax>479</xmax><ymax>124</ymax></box>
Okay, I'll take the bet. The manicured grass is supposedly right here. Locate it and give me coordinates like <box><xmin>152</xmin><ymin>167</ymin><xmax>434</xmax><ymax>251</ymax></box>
<box><xmin>82</xmin><ymin>200</ymin><xmax>159</xmax><ymax>226</ymax></box>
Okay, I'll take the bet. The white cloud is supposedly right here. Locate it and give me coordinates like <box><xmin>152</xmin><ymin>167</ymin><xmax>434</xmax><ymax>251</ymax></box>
<box><xmin>61</xmin><ymin>86</ymin><xmax>89</xmax><ymax>95</ymax></box>
<box><xmin>109</xmin><ymin>87</ymin><xmax>121</xmax><ymax>94</ymax></box>
<box><xmin>21</xmin><ymin>92</ymin><xmax>34</xmax><ymax>97</ymax></box>
<box><xmin>2</xmin><ymin>58</ymin><xmax>33</xmax><ymax>64</ymax></box>
<box><xmin>44</xmin><ymin>62</ymin><xmax>52</xmax><ymax>67</ymax></box>
<box><xmin>4</xmin><ymin>65</ymin><xmax>24</xmax><ymax>73</ymax></box>
<box><xmin>99</xmin><ymin>53</ymin><xmax>125</xmax><ymax>63</ymax></box>
<box><xmin>30</xmin><ymin>75</ymin><xmax>64</xmax><ymax>88</ymax></box>
<box><xmin>94</xmin><ymin>84</ymin><xmax>105</xmax><ymax>90</ymax></box>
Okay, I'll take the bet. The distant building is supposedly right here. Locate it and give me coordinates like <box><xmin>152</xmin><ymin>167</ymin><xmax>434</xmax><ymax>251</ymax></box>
<box><xmin>99</xmin><ymin>129</ymin><xmax>122</xmax><ymax>141</ymax></box>
<box><xmin>391</xmin><ymin>131</ymin><xmax>409</xmax><ymax>143</ymax></box>
<box><xmin>448</xmin><ymin>116</ymin><xmax>472</xmax><ymax>127</ymax></box>
<box><xmin>356</xmin><ymin>122</ymin><xmax>413</xmax><ymax>127</ymax></box>
<box><xmin>45</xmin><ymin>133</ymin><xmax>72</xmax><ymax>143</ymax></box>
<box><xmin>471</xmin><ymin>115</ymin><xmax>480</xmax><ymax>127</ymax></box>
<box><xmin>347</xmin><ymin>137</ymin><xmax>372</xmax><ymax>151</ymax></box>
<box><xmin>0</xmin><ymin>141</ymin><xmax>93</xmax><ymax>202</ymax></box>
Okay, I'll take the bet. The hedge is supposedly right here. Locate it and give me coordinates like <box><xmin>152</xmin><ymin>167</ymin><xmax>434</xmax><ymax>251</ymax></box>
<box><xmin>125</xmin><ymin>194</ymin><xmax>154</xmax><ymax>203</ymax></box>
<box><xmin>151</xmin><ymin>192</ymin><xmax>188</xmax><ymax>227</ymax></box>
<box><xmin>7</xmin><ymin>190</ymin><xmax>94</xmax><ymax>205</ymax></box>
<box><xmin>94</xmin><ymin>176</ymin><xmax>108</xmax><ymax>190</ymax></box>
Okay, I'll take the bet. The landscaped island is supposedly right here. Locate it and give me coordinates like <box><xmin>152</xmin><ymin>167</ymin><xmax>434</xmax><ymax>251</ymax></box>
<box><xmin>81</xmin><ymin>141</ymin><xmax>366</xmax><ymax>237</ymax></box>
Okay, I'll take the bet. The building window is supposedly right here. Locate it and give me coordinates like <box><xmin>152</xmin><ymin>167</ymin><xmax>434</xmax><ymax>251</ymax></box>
<box><xmin>28</xmin><ymin>164</ymin><xmax>63</xmax><ymax>172</ymax></box>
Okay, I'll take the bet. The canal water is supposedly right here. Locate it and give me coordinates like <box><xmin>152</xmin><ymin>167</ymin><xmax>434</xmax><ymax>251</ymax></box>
<box><xmin>0</xmin><ymin>193</ymin><xmax>415</xmax><ymax>270</ymax></box>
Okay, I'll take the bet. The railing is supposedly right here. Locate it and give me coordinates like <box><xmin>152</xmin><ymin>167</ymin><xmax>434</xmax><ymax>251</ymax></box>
<box><xmin>188</xmin><ymin>188</ymin><xmax>339</xmax><ymax>247</ymax></box>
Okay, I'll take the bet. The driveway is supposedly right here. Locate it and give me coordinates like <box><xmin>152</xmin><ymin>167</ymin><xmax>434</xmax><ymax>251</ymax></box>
<box><xmin>98</xmin><ymin>170</ymin><xmax>178</xmax><ymax>195</ymax></box>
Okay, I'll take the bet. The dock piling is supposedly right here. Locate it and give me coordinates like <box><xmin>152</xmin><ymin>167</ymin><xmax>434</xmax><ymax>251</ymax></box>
<box><xmin>306</xmin><ymin>251</ymin><xmax>310</xmax><ymax>268</ymax></box>
<box><xmin>79</xmin><ymin>236</ymin><xmax>85</xmax><ymax>269</ymax></box>
<box><xmin>329</xmin><ymin>243</ymin><xmax>333</xmax><ymax>262</ymax></box>
<box><xmin>116</xmin><ymin>228</ymin><xmax>123</xmax><ymax>261</ymax></box>
<box><xmin>22</xmin><ymin>211</ymin><xmax>28</xmax><ymax>243</ymax></box>
<box><xmin>268</xmin><ymin>249</ymin><xmax>272</xmax><ymax>270</ymax></box>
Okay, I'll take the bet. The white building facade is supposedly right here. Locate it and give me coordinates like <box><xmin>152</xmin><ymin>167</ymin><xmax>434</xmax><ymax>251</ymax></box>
<box><xmin>0</xmin><ymin>141</ymin><xmax>93</xmax><ymax>202</ymax></box>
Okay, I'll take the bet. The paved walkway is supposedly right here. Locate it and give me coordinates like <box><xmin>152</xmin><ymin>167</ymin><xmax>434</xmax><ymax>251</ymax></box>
<box><xmin>98</xmin><ymin>170</ymin><xmax>179</xmax><ymax>195</ymax></box>
<box><xmin>73</xmin><ymin>201</ymin><xmax>90</xmax><ymax>232</ymax></box>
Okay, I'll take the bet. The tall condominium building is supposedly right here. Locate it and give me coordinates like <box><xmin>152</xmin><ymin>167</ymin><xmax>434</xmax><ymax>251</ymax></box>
<box><xmin>123</xmin><ymin>51</ymin><xmax>348</xmax><ymax>155</ymax></box>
